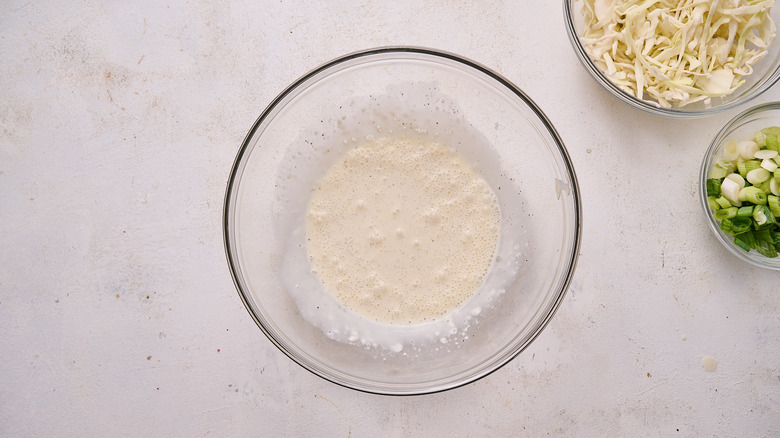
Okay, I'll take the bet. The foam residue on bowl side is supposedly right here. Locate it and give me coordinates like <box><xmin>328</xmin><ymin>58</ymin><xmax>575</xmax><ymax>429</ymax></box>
<box><xmin>272</xmin><ymin>81</ymin><xmax>530</xmax><ymax>355</ymax></box>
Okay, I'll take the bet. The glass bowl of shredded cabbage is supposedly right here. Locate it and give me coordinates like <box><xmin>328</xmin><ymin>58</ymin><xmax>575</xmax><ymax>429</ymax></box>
<box><xmin>564</xmin><ymin>0</ymin><xmax>780</xmax><ymax>118</ymax></box>
<box><xmin>700</xmin><ymin>101</ymin><xmax>780</xmax><ymax>269</ymax></box>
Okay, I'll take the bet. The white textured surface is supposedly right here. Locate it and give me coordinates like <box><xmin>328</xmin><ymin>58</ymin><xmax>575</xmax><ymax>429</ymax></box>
<box><xmin>1</xmin><ymin>1</ymin><xmax>779</xmax><ymax>436</ymax></box>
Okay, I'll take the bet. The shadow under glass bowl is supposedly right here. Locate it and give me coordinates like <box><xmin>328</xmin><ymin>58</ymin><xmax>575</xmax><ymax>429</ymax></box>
<box><xmin>223</xmin><ymin>47</ymin><xmax>582</xmax><ymax>395</ymax></box>
<box><xmin>699</xmin><ymin>101</ymin><xmax>780</xmax><ymax>270</ymax></box>
<box><xmin>564</xmin><ymin>0</ymin><xmax>780</xmax><ymax>118</ymax></box>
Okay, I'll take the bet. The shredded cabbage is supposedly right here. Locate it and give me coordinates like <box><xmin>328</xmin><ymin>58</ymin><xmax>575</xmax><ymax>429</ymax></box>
<box><xmin>581</xmin><ymin>0</ymin><xmax>777</xmax><ymax>108</ymax></box>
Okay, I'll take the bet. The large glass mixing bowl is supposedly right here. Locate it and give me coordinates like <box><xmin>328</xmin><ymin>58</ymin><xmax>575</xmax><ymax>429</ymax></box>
<box><xmin>224</xmin><ymin>47</ymin><xmax>582</xmax><ymax>395</ymax></box>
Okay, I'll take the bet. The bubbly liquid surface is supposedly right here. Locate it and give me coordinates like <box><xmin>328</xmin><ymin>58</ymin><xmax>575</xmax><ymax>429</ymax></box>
<box><xmin>305</xmin><ymin>137</ymin><xmax>500</xmax><ymax>324</ymax></box>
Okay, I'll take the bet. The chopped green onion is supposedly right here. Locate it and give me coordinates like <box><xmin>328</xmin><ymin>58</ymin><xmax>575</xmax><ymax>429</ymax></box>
<box><xmin>759</xmin><ymin>179</ymin><xmax>772</xmax><ymax>195</ymax></box>
<box><xmin>726</xmin><ymin>173</ymin><xmax>746</xmax><ymax>188</ymax></box>
<box><xmin>755</xmin><ymin>131</ymin><xmax>767</xmax><ymax>148</ymax></box>
<box><xmin>737</xmin><ymin>161</ymin><xmax>748</xmax><ymax>177</ymax></box>
<box><xmin>755</xmin><ymin>229</ymin><xmax>775</xmax><ymax>245</ymax></box>
<box><xmin>755</xmin><ymin>149</ymin><xmax>779</xmax><ymax>160</ymax></box>
<box><xmin>747</xmin><ymin>168</ymin><xmax>771</xmax><ymax>185</ymax></box>
<box><xmin>711</xmin><ymin>166</ymin><xmax>728</xmax><ymax>179</ymax></box>
<box><xmin>764</xmin><ymin>132</ymin><xmax>780</xmax><ymax>152</ymax></box>
<box><xmin>756</xmin><ymin>245</ymin><xmax>778</xmax><ymax>258</ymax></box>
<box><xmin>721</xmin><ymin>178</ymin><xmax>742</xmax><ymax>206</ymax></box>
<box><xmin>732</xmin><ymin>217</ymin><xmax>752</xmax><ymax>233</ymax></box>
<box><xmin>738</xmin><ymin>141</ymin><xmax>760</xmax><ymax>159</ymax></box>
<box><xmin>720</xmin><ymin>216</ymin><xmax>752</xmax><ymax>235</ymax></box>
<box><xmin>753</xmin><ymin>205</ymin><xmax>776</xmax><ymax>229</ymax></box>
<box><xmin>724</xmin><ymin>141</ymin><xmax>740</xmax><ymax>161</ymax></box>
<box><xmin>717</xmin><ymin>160</ymin><xmax>737</xmax><ymax>173</ymax></box>
<box><xmin>715</xmin><ymin>196</ymin><xmax>732</xmax><ymax>209</ymax></box>
<box><xmin>709</xmin><ymin>126</ymin><xmax>780</xmax><ymax>258</ymax></box>
<box><xmin>741</xmin><ymin>186</ymin><xmax>768</xmax><ymax>204</ymax></box>
<box><xmin>736</xmin><ymin>160</ymin><xmax>761</xmax><ymax>178</ymax></box>
<box><xmin>706</xmin><ymin>179</ymin><xmax>722</xmax><ymax>197</ymax></box>
<box><xmin>715</xmin><ymin>207</ymin><xmax>738</xmax><ymax>220</ymax></box>
<box><xmin>763</xmin><ymin>127</ymin><xmax>780</xmax><ymax>152</ymax></box>
<box><xmin>754</xmin><ymin>229</ymin><xmax>778</xmax><ymax>258</ymax></box>
<box><xmin>737</xmin><ymin>206</ymin><xmax>754</xmax><ymax>217</ymax></box>
<box><xmin>733</xmin><ymin>232</ymin><xmax>754</xmax><ymax>252</ymax></box>
<box><xmin>769</xmin><ymin>195</ymin><xmax>780</xmax><ymax>217</ymax></box>
<box><xmin>746</xmin><ymin>160</ymin><xmax>762</xmax><ymax>173</ymax></box>
<box><xmin>771</xmin><ymin>178</ymin><xmax>780</xmax><ymax>197</ymax></box>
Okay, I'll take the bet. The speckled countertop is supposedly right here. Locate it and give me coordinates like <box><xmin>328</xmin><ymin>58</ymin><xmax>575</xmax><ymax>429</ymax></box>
<box><xmin>1</xmin><ymin>1</ymin><xmax>778</xmax><ymax>436</ymax></box>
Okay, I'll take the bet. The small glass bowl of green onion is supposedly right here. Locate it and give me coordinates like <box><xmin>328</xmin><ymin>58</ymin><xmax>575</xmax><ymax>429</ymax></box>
<box><xmin>700</xmin><ymin>101</ymin><xmax>780</xmax><ymax>270</ymax></box>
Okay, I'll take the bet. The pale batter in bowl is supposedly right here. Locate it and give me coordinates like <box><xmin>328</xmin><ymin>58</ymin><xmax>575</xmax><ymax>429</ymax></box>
<box><xmin>305</xmin><ymin>136</ymin><xmax>500</xmax><ymax>325</ymax></box>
